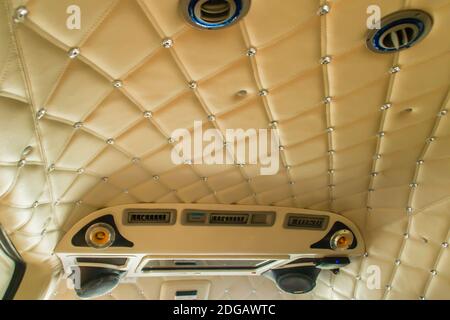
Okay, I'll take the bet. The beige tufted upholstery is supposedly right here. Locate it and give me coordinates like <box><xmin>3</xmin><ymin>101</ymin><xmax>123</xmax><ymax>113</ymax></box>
<box><xmin>0</xmin><ymin>0</ymin><xmax>449</xmax><ymax>300</ymax></box>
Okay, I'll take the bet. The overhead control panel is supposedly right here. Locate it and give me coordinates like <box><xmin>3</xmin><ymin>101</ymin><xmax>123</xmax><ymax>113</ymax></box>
<box><xmin>55</xmin><ymin>204</ymin><xmax>365</xmax><ymax>299</ymax></box>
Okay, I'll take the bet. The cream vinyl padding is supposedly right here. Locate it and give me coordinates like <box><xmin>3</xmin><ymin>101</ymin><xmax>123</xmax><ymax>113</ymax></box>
<box><xmin>0</xmin><ymin>0</ymin><xmax>449</xmax><ymax>300</ymax></box>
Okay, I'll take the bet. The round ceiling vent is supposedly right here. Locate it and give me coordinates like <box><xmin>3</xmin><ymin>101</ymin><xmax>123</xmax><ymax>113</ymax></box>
<box><xmin>180</xmin><ymin>0</ymin><xmax>251</xmax><ymax>30</ymax></box>
<box><xmin>366</xmin><ymin>10</ymin><xmax>433</xmax><ymax>53</ymax></box>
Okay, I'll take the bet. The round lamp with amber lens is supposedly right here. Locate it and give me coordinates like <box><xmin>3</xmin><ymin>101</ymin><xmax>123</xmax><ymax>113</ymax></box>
<box><xmin>85</xmin><ymin>223</ymin><xmax>115</xmax><ymax>249</ymax></box>
<box><xmin>330</xmin><ymin>230</ymin><xmax>354</xmax><ymax>251</ymax></box>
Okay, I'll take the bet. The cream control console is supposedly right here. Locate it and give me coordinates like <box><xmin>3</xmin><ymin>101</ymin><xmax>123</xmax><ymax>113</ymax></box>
<box><xmin>55</xmin><ymin>204</ymin><xmax>365</xmax><ymax>299</ymax></box>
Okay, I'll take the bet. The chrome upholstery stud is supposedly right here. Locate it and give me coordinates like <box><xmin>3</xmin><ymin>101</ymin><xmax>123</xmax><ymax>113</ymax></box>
<box><xmin>320</xmin><ymin>56</ymin><xmax>332</xmax><ymax>65</ymax></box>
<box><xmin>153</xmin><ymin>175</ymin><xmax>160</xmax><ymax>181</ymax></box>
<box><xmin>21</xmin><ymin>146</ymin><xmax>33</xmax><ymax>158</ymax></box>
<box><xmin>390</xmin><ymin>66</ymin><xmax>401</xmax><ymax>74</ymax></box>
<box><xmin>438</xmin><ymin>109</ymin><xmax>448</xmax><ymax>117</ymax></box>
<box><xmin>13</xmin><ymin>6</ymin><xmax>29</xmax><ymax>23</ymax></box>
<box><xmin>68</xmin><ymin>47</ymin><xmax>80</xmax><ymax>59</ymax></box>
<box><xmin>112</xmin><ymin>80</ymin><xmax>123</xmax><ymax>88</ymax></box>
<box><xmin>73</xmin><ymin>122</ymin><xmax>83</xmax><ymax>129</ymax></box>
<box><xmin>162</xmin><ymin>38</ymin><xmax>173</xmax><ymax>48</ymax></box>
<box><xmin>143</xmin><ymin>111</ymin><xmax>153</xmax><ymax>119</ymax></box>
<box><xmin>317</xmin><ymin>4</ymin><xmax>330</xmax><ymax>16</ymax></box>
<box><xmin>188</xmin><ymin>81</ymin><xmax>198</xmax><ymax>89</ymax></box>
<box><xmin>207</xmin><ymin>114</ymin><xmax>216</xmax><ymax>122</ymax></box>
<box><xmin>36</xmin><ymin>108</ymin><xmax>47</xmax><ymax>120</ymax></box>
<box><xmin>381</xmin><ymin>103</ymin><xmax>392</xmax><ymax>111</ymax></box>
<box><xmin>247</xmin><ymin>47</ymin><xmax>257</xmax><ymax>57</ymax></box>
<box><xmin>269</xmin><ymin>121</ymin><xmax>279</xmax><ymax>129</ymax></box>
<box><xmin>259</xmin><ymin>89</ymin><xmax>269</xmax><ymax>97</ymax></box>
<box><xmin>106</xmin><ymin>138</ymin><xmax>115</xmax><ymax>145</ymax></box>
<box><xmin>323</xmin><ymin>96</ymin><xmax>332</xmax><ymax>104</ymax></box>
<box><xmin>18</xmin><ymin>159</ymin><xmax>26</xmax><ymax>168</ymax></box>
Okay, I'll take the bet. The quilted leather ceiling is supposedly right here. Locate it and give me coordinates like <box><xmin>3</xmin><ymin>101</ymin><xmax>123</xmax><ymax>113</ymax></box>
<box><xmin>0</xmin><ymin>0</ymin><xmax>449</xmax><ymax>300</ymax></box>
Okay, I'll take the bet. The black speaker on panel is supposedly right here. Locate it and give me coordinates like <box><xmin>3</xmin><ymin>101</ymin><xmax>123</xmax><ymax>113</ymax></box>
<box><xmin>70</xmin><ymin>266</ymin><xmax>125</xmax><ymax>299</ymax></box>
<box><xmin>264</xmin><ymin>257</ymin><xmax>351</xmax><ymax>295</ymax></box>
<box><xmin>264</xmin><ymin>266</ymin><xmax>321</xmax><ymax>295</ymax></box>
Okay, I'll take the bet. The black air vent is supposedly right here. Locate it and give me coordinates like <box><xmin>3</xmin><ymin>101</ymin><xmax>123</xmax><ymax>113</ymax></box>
<box><xmin>285</xmin><ymin>214</ymin><xmax>329</xmax><ymax>231</ymax></box>
<box><xmin>124</xmin><ymin>210</ymin><xmax>176</xmax><ymax>225</ymax></box>
<box><xmin>366</xmin><ymin>10</ymin><xmax>433</xmax><ymax>53</ymax></box>
<box><xmin>380</xmin><ymin>24</ymin><xmax>419</xmax><ymax>50</ymax></box>
<box><xmin>210</xmin><ymin>213</ymin><xmax>249</xmax><ymax>225</ymax></box>
<box><xmin>183</xmin><ymin>210</ymin><xmax>275</xmax><ymax>227</ymax></box>
<box><xmin>200</xmin><ymin>0</ymin><xmax>232</xmax><ymax>23</ymax></box>
<box><xmin>130</xmin><ymin>213</ymin><xmax>170</xmax><ymax>224</ymax></box>
<box><xmin>179</xmin><ymin>0</ymin><xmax>251</xmax><ymax>30</ymax></box>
